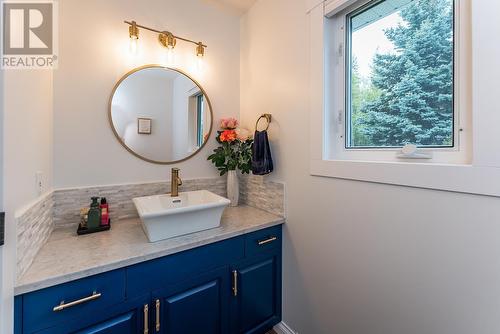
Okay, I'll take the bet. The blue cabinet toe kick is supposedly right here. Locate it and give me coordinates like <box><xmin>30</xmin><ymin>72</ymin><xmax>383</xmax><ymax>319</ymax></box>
<box><xmin>15</xmin><ymin>225</ymin><xmax>283</xmax><ymax>334</ymax></box>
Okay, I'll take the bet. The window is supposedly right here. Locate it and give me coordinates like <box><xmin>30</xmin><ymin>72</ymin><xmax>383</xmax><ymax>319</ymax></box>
<box><xmin>188</xmin><ymin>92</ymin><xmax>205</xmax><ymax>150</ymax></box>
<box><xmin>325</xmin><ymin>0</ymin><xmax>465</xmax><ymax>163</ymax></box>
<box><xmin>196</xmin><ymin>94</ymin><xmax>204</xmax><ymax>147</ymax></box>
<box><xmin>346</xmin><ymin>0</ymin><xmax>455</xmax><ymax>149</ymax></box>
<box><xmin>309</xmin><ymin>0</ymin><xmax>500</xmax><ymax>196</ymax></box>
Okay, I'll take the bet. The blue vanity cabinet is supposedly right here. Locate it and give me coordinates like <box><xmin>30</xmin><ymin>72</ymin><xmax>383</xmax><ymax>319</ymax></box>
<box><xmin>151</xmin><ymin>266</ymin><xmax>230</xmax><ymax>334</ymax></box>
<box><xmin>231</xmin><ymin>226</ymin><xmax>283</xmax><ymax>334</ymax></box>
<box><xmin>15</xmin><ymin>225</ymin><xmax>283</xmax><ymax>334</ymax></box>
<box><xmin>231</xmin><ymin>255</ymin><xmax>281</xmax><ymax>334</ymax></box>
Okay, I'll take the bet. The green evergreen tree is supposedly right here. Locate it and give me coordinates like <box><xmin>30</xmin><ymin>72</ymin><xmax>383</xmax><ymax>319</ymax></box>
<box><xmin>351</xmin><ymin>58</ymin><xmax>381</xmax><ymax>146</ymax></box>
<box><xmin>359</xmin><ymin>0</ymin><xmax>454</xmax><ymax>146</ymax></box>
<box><xmin>350</xmin><ymin>59</ymin><xmax>368</xmax><ymax>146</ymax></box>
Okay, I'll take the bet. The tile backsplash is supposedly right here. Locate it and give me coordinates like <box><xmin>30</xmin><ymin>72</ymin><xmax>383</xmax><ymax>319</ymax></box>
<box><xmin>240</xmin><ymin>174</ymin><xmax>285</xmax><ymax>217</ymax></box>
<box><xmin>16</xmin><ymin>193</ymin><xmax>54</xmax><ymax>279</ymax></box>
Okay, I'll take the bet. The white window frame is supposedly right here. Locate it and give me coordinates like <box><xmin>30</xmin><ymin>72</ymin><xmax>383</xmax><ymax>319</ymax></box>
<box><xmin>327</xmin><ymin>0</ymin><xmax>469</xmax><ymax>164</ymax></box>
<box><xmin>309</xmin><ymin>0</ymin><xmax>500</xmax><ymax>197</ymax></box>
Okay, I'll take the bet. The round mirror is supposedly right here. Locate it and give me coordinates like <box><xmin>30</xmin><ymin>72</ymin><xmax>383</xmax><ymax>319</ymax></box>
<box><xmin>109</xmin><ymin>65</ymin><xmax>213</xmax><ymax>164</ymax></box>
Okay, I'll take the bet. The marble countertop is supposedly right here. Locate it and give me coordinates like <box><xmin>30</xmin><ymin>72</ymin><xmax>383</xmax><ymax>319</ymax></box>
<box><xmin>15</xmin><ymin>206</ymin><xmax>285</xmax><ymax>295</ymax></box>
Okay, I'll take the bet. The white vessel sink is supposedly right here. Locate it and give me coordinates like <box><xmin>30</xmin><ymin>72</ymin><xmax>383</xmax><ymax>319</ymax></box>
<box><xmin>133</xmin><ymin>190</ymin><xmax>230</xmax><ymax>242</ymax></box>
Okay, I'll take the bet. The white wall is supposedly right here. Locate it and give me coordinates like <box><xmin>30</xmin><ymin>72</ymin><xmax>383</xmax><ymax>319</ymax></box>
<box><xmin>1</xmin><ymin>70</ymin><xmax>53</xmax><ymax>333</ymax></box>
<box><xmin>53</xmin><ymin>0</ymin><xmax>240</xmax><ymax>188</ymax></box>
<box><xmin>241</xmin><ymin>1</ymin><xmax>500</xmax><ymax>333</ymax></box>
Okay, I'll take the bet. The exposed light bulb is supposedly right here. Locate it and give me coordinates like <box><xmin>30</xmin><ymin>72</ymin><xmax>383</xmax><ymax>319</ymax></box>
<box><xmin>197</xmin><ymin>58</ymin><xmax>203</xmax><ymax>70</ymax></box>
<box><xmin>129</xmin><ymin>38</ymin><xmax>138</xmax><ymax>54</ymax></box>
<box><xmin>128</xmin><ymin>21</ymin><xmax>139</xmax><ymax>54</ymax></box>
<box><xmin>165</xmin><ymin>48</ymin><xmax>174</xmax><ymax>65</ymax></box>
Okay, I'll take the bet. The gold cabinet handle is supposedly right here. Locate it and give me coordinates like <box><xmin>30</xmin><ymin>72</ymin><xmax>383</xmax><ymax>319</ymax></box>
<box><xmin>144</xmin><ymin>304</ymin><xmax>149</xmax><ymax>334</ymax></box>
<box><xmin>155</xmin><ymin>299</ymin><xmax>160</xmax><ymax>332</ymax></box>
<box><xmin>53</xmin><ymin>291</ymin><xmax>101</xmax><ymax>312</ymax></box>
<box><xmin>232</xmin><ymin>270</ymin><xmax>238</xmax><ymax>297</ymax></box>
<box><xmin>258</xmin><ymin>236</ymin><xmax>277</xmax><ymax>246</ymax></box>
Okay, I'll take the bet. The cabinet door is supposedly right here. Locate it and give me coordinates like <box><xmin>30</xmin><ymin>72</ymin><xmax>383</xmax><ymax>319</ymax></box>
<box><xmin>73</xmin><ymin>311</ymin><xmax>138</xmax><ymax>334</ymax></box>
<box><xmin>231</xmin><ymin>254</ymin><xmax>281</xmax><ymax>334</ymax></box>
<box><xmin>152</xmin><ymin>267</ymin><xmax>230</xmax><ymax>334</ymax></box>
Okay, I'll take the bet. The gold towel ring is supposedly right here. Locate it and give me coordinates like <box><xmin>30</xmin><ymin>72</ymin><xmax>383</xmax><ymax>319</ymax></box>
<box><xmin>255</xmin><ymin>114</ymin><xmax>272</xmax><ymax>132</ymax></box>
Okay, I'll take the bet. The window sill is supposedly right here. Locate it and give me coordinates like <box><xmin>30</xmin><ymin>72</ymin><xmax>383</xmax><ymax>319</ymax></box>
<box><xmin>310</xmin><ymin>159</ymin><xmax>500</xmax><ymax>197</ymax></box>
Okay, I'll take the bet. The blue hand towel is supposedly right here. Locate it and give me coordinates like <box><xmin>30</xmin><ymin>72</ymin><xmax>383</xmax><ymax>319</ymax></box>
<box><xmin>252</xmin><ymin>130</ymin><xmax>274</xmax><ymax>175</ymax></box>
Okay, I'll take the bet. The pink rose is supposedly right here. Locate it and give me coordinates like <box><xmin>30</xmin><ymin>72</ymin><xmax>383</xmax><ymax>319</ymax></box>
<box><xmin>220</xmin><ymin>117</ymin><xmax>239</xmax><ymax>130</ymax></box>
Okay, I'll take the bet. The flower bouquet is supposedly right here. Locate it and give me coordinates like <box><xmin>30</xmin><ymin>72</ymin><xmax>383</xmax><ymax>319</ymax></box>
<box><xmin>208</xmin><ymin>118</ymin><xmax>253</xmax><ymax>206</ymax></box>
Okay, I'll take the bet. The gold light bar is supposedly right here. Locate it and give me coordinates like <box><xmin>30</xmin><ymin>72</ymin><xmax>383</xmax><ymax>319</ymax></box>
<box><xmin>124</xmin><ymin>20</ymin><xmax>207</xmax><ymax>56</ymax></box>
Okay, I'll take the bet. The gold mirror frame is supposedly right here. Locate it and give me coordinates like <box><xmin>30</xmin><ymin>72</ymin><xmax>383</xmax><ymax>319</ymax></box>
<box><xmin>108</xmin><ymin>65</ymin><xmax>214</xmax><ymax>165</ymax></box>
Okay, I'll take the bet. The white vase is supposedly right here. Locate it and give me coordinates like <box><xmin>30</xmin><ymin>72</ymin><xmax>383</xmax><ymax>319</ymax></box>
<box><xmin>226</xmin><ymin>170</ymin><xmax>239</xmax><ymax>207</ymax></box>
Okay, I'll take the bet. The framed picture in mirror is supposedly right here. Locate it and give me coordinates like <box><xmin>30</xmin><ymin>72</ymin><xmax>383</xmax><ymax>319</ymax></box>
<box><xmin>137</xmin><ymin>118</ymin><xmax>152</xmax><ymax>135</ymax></box>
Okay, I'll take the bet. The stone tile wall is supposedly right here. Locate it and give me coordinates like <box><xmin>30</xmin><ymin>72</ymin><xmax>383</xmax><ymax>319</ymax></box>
<box><xmin>16</xmin><ymin>193</ymin><xmax>54</xmax><ymax>278</ymax></box>
<box><xmin>239</xmin><ymin>174</ymin><xmax>285</xmax><ymax>217</ymax></box>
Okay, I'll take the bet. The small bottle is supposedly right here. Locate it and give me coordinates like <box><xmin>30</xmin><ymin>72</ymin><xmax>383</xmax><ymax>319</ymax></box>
<box><xmin>80</xmin><ymin>207</ymin><xmax>89</xmax><ymax>228</ymax></box>
<box><xmin>100</xmin><ymin>197</ymin><xmax>109</xmax><ymax>226</ymax></box>
<box><xmin>87</xmin><ymin>197</ymin><xmax>101</xmax><ymax>229</ymax></box>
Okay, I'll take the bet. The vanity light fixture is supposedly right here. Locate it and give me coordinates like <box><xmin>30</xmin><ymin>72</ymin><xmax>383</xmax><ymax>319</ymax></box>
<box><xmin>158</xmin><ymin>31</ymin><xmax>176</xmax><ymax>49</ymax></box>
<box><xmin>128</xmin><ymin>21</ymin><xmax>139</xmax><ymax>54</ymax></box>
<box><xmin>124</xmin><ymin>20</ymin><xmax>207</xmax><ymax>57</ymax></box>
<box><xmin>196</xmin><ymin>42</ymin><xmax>205</xmax><ymax>58</ymax></box>
<box><xmin>129</xmin><ymin>21</ymin><xmax>139</xmax><ymax>40</ymax></box>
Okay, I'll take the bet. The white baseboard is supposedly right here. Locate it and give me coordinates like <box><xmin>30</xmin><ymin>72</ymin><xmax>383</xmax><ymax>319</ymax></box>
<box><xmin>274</xmin><ymin>321</ymin><xmax>297</xmax><ymax>334</ymax></box>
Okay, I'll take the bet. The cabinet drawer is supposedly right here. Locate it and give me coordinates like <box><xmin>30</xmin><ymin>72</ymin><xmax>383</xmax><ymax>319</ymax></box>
<box><xmin>245</xmin><ymin>225</ymin><xmax>282</xmax><ymax>257</ymax></box>
<box><xmin>22</xmin><ymin>269</ymin><xmax>126</xmax><ymax>333</ymax></box>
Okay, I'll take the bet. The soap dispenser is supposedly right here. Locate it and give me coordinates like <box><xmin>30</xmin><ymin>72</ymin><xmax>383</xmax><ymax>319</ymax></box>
<box><xmin>87</xmin><ymin>197</ymin><xmax>102</xmax><ymax>229</ymax></box>
<box><xmin>100</xmin><ymin>197</ymin><xmax>109</xmax><ymax>226</ymax></box>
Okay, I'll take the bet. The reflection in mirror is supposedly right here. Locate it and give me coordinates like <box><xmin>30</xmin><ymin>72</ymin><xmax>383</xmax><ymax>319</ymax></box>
<box><xmin>109</xmin><ymin>66</ymin><xmax>212</xmax><ymax>164</ymax></box>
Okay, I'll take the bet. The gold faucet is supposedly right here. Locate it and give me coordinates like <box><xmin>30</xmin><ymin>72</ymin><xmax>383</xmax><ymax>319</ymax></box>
<box><xmin>170</xmin><ymin>168</ymin><xmax>182</xmax><ymax>197</ymax></box>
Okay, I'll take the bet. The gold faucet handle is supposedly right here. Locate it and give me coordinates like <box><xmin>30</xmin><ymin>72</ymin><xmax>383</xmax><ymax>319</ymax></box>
<box><xmin>177</xmin><ymin>177</ymin><xmax>183</xmax><ymax>186</ymax></box>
